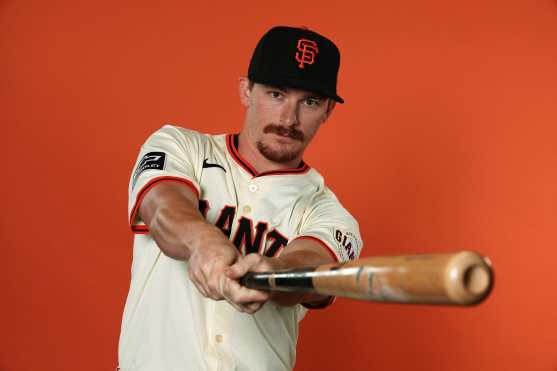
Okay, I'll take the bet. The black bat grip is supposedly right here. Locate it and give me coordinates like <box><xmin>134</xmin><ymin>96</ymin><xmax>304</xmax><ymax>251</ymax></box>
<box><xmin>239</xmin><ymin>269</ymin><xmax>317</xmax><ymax>292</ymax></box>
<box><xmin>240</xmin><ymin>272</ymin><xmax>273</xmax><ymax>290</ymax></box>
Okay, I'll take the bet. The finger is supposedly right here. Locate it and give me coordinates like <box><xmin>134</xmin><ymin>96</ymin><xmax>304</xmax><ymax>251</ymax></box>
<box><xmin>199</xmin><ymin>258</ymin><xmax>216</xmax><ymax>285</ymax></box>
<box><xmin>242</xmin><ymin>301</ymin><xmax>264</xmax><ymax>314</ymax></box>
<box><xmin>196</xmin><ymin>269</ymin><xmax>215</xmax><ymax>298</ymax></box>
<box><xmin>226</xmin><ymin>253</ymin><xmax>263</xmax><ymax>279</ymax></box>
<box><xmin>225</xmin><ymin>279</ymin><xmax>271</xmax><ymax>304</ymax></box>
<box><xmin>187</xmin><ymin>266</ymin><xmax>210</xmax><ymax>297</ymax></box>
<box><xmin>222</xmin><ymin>286</ymin><xmax>266</xmax><ymax>314</ymax></box>
<box><xmin>188</xmin><ymin>256</ymin><xmax>214</xmax><ymax>297</ymax></box>
<box><xmin>202</xmin><ymin>259</ymin><xmax>228</xmax><ymax>300</ymax></box>
<box><xmin>191</xmin><ymin>274</ymin><xmax>210</xmax><ymax>297</ymax></box>
<box><xmin>218</xmin><ymin>274</ymin><xmax>228</xmax><ymax>299</ymax></box>
<box><xmin>220</xmin><ymin>277</ymin><xmax>246</xmax><ymax>312</ymax></box>
<box><xmin>208</xmin><ymin>277</ymin><xmax>225</xmax><ymax>300</ymax></box>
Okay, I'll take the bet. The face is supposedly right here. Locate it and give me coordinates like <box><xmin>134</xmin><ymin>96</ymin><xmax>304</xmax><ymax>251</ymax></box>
<box><xmin>239</xmin><ymin>78</ymin><xmax>335</xmax><ymax>164</ymax></box>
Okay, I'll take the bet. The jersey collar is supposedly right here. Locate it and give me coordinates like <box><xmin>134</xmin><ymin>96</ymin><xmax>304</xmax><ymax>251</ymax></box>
<box><xmin>226</xmin><ymin>134</ymin><xmax>310</xmax><ymax>177</ymax></box>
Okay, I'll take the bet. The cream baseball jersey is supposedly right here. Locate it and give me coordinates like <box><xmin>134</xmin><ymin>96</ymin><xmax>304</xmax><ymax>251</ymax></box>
<box><xmin>118</xmin><ymin>125</ymin><xmax>363</xmax><ymax>371</ymax></box>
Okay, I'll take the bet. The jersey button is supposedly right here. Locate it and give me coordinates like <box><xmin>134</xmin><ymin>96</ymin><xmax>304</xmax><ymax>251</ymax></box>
<box><xmin>243</xmin><ymin>205</ymin><xmax>252</xmax><ymax>213</ymax></box>
<box><xmin>215</xmin><ymin>334</ymin><xmax>224</xmax><ymax>343</ymax></box>
<box><xmin>248</xmin><ymin>184</ymin><xmax>258</xmax><ymax>193</ymax></box>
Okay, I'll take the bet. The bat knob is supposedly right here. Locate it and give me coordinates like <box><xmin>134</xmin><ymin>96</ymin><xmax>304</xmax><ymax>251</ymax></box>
<box><xmin>463</xmin><ymin>264</ymin><xmax>490</xmax><ymax>295</ymax></box>
<box><xmin>446</xmin><ymin>252</ymin><xmax>493</xmax><ymax>305</ymax></box>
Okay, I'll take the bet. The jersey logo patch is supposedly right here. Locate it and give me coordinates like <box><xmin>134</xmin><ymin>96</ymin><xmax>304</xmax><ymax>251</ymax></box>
<box><xmin>132</xmin><ymin>152</ymin><xmax>166</xmax><ymax>187</ymax></box>
<box><xmin>202</xmin><ymin>158</ymin><xmax>226</xmax><ymax>172</ymax></box>
<box><xmin>334</xmin><ymin>229</ymin><xmax>357</xmax><ymax>260</ymax></box>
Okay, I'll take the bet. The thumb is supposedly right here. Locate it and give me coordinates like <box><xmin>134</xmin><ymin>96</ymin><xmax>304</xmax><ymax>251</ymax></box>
<box><xmin>224</xmin><ymin>262</ymin><xmax>248</xmax><ymax>280</ymax></box>
<box><xmin>225</xmin><ymin>253</ymin><xmax>262</xmax><ymax>280</ymax></box>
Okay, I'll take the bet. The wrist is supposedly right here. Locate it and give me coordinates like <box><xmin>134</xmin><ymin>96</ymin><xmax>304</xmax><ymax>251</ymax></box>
<box><xmin>184</xmin><ymin>221</ymin><xmax>237</xmax><ymax>259</ymax></box>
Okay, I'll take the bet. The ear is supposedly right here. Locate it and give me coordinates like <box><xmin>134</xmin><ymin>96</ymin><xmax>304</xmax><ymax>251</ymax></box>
<box><xmin>238</xmin><ymin>77</ymin><xmax>252</xmax><ymax>107</ymax></box>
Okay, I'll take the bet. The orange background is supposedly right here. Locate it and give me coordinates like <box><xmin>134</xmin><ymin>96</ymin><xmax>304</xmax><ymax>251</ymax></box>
<box><xmin>2</xmin><ymin>1</ymin><xmax>556</xmax><ymax>370</ymax></box>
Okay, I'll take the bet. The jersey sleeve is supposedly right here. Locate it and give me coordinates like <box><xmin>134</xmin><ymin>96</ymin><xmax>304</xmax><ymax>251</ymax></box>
<box><xmin>294</xmin><ymin>187</ymin><xmax>363</xmax><ymax>263</ymax></box>
<box><xmin>128</xmin><ymin>125</ymin><xmax>203</xmax><ymax>233</ymax></box>
<box><xmin>291</xmin><ymin>187</ymin><xmax>363</xmax><ymax>309</ymax></box>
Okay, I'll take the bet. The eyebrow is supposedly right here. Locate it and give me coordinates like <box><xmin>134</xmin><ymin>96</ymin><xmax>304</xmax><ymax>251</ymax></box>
<box><xmin>264</xmin><ymin>84</ymin><xmax>325</xmax><ymax>100</ymax></box>
<box><xmin>264</xmin><ymin>84</ymin><xmax>289</xmax><ymax>92</ymax></box>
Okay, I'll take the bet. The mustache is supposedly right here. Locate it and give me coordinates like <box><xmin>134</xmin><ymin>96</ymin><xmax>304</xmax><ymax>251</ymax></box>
<box><xmin>263</xmin><ymin>124</ymin><xmax>305</xmax><ymax>141</ymax></box>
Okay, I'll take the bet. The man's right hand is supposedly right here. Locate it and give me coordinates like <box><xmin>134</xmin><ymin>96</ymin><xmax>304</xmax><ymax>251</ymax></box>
<box><xmin>187</xmin><ymin>225</ymin><xmax>240</xmax><ymax>300</ymax></box>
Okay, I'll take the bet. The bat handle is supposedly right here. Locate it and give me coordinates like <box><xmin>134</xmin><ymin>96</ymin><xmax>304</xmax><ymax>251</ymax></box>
<box><xmin>240</xmin><ymin>272</ymin><xmax>273</xmax><ymax>290</ymax></box>
<box><xmin>240</xmin><ymin>269</ymin><xmax>316</xmax><ymax>292</ymax></box>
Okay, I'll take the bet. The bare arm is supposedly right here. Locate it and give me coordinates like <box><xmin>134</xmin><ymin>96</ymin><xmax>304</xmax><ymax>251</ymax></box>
<box><xmin>138</xmin><ymin>182</ymin><xmax>241</xmax><ymax>300</ymax></box>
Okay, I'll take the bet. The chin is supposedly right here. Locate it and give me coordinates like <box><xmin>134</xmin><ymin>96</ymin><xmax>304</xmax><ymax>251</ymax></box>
<box><xmin>257</xmin><ymin>140</ymin><xmax>301</xmax><ymax>163</ymax></box>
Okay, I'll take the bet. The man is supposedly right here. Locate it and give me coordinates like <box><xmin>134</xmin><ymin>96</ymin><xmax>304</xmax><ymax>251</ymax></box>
<box><xmin>118</xmin><ymin>26</ymin><xmax>363</xmax><ymax>371</ymax></box>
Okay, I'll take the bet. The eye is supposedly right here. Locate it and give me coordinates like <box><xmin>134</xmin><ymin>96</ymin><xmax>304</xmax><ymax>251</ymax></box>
<box><xmin>304</xmin><ymin>98</ymin><xmax>321</xmax><ymax>107</ymax></box>
<box><xmin>268</xmin><ymin>91</ymin><xmax>283</xmax><ymax>99</ymax></box>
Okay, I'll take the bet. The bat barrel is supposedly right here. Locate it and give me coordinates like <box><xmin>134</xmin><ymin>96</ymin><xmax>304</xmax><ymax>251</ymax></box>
<box><xmin>312</xmin><ymin>250</ymin><xmax>493</xmax><ymax>305</ymax></box>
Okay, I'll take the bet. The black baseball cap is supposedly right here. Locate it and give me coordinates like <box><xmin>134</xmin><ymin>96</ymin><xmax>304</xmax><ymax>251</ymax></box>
<box><xmin>247</xmin><ymin>26</ymin><xmax>344</xmax><ymax>103</ymax></box>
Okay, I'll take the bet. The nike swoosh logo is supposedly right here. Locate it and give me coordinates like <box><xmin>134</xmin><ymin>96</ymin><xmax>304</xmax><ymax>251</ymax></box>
<box><xmin>202</xmin><ymin>158</ymin><xmax>226</xmax><ymax>172</ymax></box>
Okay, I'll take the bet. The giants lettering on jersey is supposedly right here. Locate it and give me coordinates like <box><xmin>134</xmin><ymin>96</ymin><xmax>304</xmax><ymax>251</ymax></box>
<box><xmin>335</xmin><ymin>229</ymin><xmax>356</xmax><ymax>260</ymax></box>
<box><xmin>198</xmin><ymin>201</ymin><xmax>288</xmax><ymax>257</ymax></box>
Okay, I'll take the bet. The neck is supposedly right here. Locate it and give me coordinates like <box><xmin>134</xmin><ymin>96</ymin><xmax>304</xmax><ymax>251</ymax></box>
<box><xmin>237</xmin><ymin>132</ymin><xmax>302</xmax><ymax>174</ymax></box>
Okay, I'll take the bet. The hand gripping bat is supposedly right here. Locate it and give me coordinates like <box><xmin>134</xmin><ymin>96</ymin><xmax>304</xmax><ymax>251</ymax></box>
<box><xmin>240</xmin><ymin>251</ymin><xmax>493</xmax><ymax>305</ymax></box>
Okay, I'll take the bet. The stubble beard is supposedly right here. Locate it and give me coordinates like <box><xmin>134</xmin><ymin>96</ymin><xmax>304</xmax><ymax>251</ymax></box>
<box><xmin>256</xmin><ymin>124</ymin><xmax>306</xmax><ymax>164</ymax></box>
<box><xmin>256</xmin><ymin>140</ymin><xmax>300</xmax><ymax>163</ymax></box>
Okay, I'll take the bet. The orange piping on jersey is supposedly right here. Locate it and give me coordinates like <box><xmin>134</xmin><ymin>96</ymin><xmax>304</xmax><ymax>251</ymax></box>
<box><xmin>129</xmin><ymin>176</ymin><xmax>200</xmax><ymax>233</ymax></box>
<box><xmin>226</xmin><ymin>134</ymin><xmax>311</xmax><ymax>177</ymax></box>
<box><xmin>226</xmin><ymin>134</ymin><xmax>258</xmax><ymax>176</ymax></box>
<box><xmin>302</xmin><ymin>295</ymin><xmax>336</xmax><ymax>310</ymax></box>
<box><xmin>132</xmin><ymin>225</ymin><xmax>150</xmax><ymax>234</ymax></box>
<box><xmin>293</xmin><ymin>236</ymin><xmax>341</xmax><ymax>263</ymax></box>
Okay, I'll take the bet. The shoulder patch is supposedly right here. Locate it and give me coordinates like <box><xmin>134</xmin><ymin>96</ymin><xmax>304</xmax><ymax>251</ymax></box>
<box><xmin>132</xmin><ymin>152</ymin><xmax>166</xmax><ymax>187</ymax></box>
<box><xmin>334</xmin><ymin>228</ymin><xmax>359</xmax><ymax>260</ymax></box>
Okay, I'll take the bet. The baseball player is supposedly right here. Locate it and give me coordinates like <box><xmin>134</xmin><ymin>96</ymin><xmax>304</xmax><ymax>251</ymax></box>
<box><xmin>118</xmin><ymin>26</ymin><xmax>363</xmax><ymax>371</ymax></box>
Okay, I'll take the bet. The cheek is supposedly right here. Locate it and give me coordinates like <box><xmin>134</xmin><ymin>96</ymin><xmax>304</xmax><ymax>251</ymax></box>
<box><xmin>255</xmin><ymin>101</ymin><xmax>280</xmax><ymax>126</ymax></box>
<box><xmin>300</xmin><ymin>110</ymin><xmax>327</xmax><ymax>137</ymax></box>
<box><xmin>305</xmin><ymin>125</ymin><xmax>320</xmax><ymax>142</ymax></box>
<box><xmin>246</xmin><ymin>102</ymin><xmax>266</xmax><ymax>130</ymax></box>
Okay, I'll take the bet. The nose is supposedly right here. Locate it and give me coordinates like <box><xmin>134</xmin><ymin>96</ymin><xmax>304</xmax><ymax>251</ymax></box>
<box><xmin>279</xmin><ymin>100</ymin><xmax>299</xmax><ymax>127</ymax></box>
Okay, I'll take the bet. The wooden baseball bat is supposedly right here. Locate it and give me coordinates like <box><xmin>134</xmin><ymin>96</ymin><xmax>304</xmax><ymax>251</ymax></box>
<box><xmin>240</xmin><ymin>251</ymin><xmax>493</xmax><ymax>305</ymax></box>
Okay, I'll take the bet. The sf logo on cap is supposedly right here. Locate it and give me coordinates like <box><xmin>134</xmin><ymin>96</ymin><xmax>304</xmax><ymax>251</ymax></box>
<box><xmin>295</xmin><ymin>39</ymin><xmax>319</xmax><ymax>69</ymax></box>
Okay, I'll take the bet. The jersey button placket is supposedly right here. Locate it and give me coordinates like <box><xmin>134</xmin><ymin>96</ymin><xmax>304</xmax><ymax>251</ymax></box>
<box><xmin>213</xmin><ymin>303</ymin><xmax>234</xmax><ymax>369</ymax></box>
<box><xmin>244</xmin><ymin>179</ymin><xmax>261</xmax><ymax>218</ymax></box>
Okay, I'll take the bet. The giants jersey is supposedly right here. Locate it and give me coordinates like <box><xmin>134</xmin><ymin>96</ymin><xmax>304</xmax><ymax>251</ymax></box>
<box><xmin>118</xmin><ymin>125</ymin><xmax>363</xmax><ymax>371</ymax></box>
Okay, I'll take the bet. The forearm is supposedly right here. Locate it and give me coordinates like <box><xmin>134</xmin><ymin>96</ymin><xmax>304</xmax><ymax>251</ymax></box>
<box><xmin>271</xmin><ymin>249</ymin><xmax>335</xmax><ymax>306</ymax></box>
<box><xmin>148</xmin><ymin>203</ymin><xmax>211</xmax><ymax>260</ymax></box>
<box><xmin>138</xmin><ymin>183</ymin><xmax>228</xmax><ymax>260</ymax></box>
